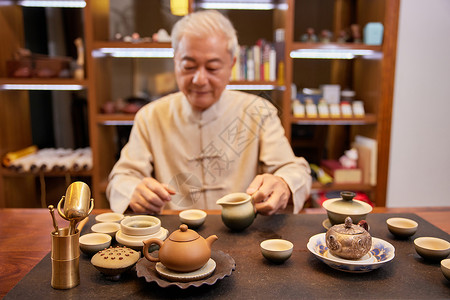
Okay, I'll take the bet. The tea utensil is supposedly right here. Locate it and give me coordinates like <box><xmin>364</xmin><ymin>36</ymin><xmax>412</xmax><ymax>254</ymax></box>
<box><xmin>48</xmin><ymin>205</ymin><xmax>59</xmax><ymax>235</ymax></box>
<box><xmin>57</xmin><ymin>181</ymin><xmax>94</xmax><ymax>235</ymax></box>
<box><xmin>77</xmin><ymin>216</ymin><xmax>89</xmax><ymax>233</ymax></box>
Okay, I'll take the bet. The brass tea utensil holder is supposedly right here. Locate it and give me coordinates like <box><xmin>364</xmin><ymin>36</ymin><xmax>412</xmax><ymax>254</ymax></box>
<box><xmin>51</xmin><ymin>227</ymin><xmax>80</xmax><ymax>289</ymax></box>
<box><xmin>50</xmin><ymin>181</ymin><xmax>94</xmax><ymax>289</ymax></box>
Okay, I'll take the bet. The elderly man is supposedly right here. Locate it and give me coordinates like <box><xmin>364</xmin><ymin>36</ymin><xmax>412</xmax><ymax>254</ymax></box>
<box><xmin>107</xmin><ymin>10</ymin><xmax>311</xmax><ymax>215</ymax></box>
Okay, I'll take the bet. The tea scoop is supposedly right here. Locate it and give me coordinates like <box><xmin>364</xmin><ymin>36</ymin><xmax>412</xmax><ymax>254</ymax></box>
<box><xmin>48</xmin><ymin>205</ymin><xmax>59</xmax><ymax>235</ymax></box>
<box><xmin>57</xmin><ymin>181</ymin><xmax>94</xmax><ymax>235</ymax></box>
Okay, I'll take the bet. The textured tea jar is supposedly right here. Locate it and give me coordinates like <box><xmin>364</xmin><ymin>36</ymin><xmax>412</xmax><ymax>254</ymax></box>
<box><xmin>51</xmin><ymin>227</ymin><xmax>80</xmax><ymax>289</ymax></box>
<box><xmin>325</xmin><ymin>216</ymin><xmax>372</xmax><ymax>260</ymax></box>
<box><xmin>216</xmin><ymin>193</ymin><xmax>256</xmax><ymax>231</ymax></box>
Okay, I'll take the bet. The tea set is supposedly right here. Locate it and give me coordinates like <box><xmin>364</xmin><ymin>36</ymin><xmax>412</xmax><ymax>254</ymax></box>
<box><xmin>49</xmin><ymin>184</ymin><xmax>450</xmax><ymax>289</ymax></box>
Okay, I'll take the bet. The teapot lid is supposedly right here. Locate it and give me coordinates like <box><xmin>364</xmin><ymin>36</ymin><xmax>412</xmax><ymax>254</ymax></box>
<box><xmin>330</xmin><ymin>217</ymin><xmax>365</xmax><ymax>235</ymax></box>
<box><xmin>322</xmin><ymin>191</ymin><xmax>372</xmax><ymax>215</ymax></box>
<box><xmin>169</xmin><ymin>224</ymin><xmax>199</xmax><ymax>242</ymax></box>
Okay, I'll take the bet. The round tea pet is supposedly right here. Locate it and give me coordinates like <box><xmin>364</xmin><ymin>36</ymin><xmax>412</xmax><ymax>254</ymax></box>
<box><xmin>91</xmin><ymin>246</ymin><xmax>140</xmax><ymax>280</ymax></box>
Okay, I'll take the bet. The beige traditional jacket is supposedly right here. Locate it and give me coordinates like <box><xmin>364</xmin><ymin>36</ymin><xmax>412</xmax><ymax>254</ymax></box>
<box><xmin>107</xmin><ymin>90</ymin><xmax>311</xmax><ymax>213</ymax></box>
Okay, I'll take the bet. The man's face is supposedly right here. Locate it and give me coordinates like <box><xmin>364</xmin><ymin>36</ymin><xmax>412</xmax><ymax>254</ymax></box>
<box><xmin>174</xmin><ymin>34</ymin><xmax>235</xmax><ymax>111</ymax></box>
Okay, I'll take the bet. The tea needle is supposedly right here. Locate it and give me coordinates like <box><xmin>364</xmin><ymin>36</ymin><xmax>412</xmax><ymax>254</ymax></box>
<box><xmin>48</xmin><ymin>205</ymin><xmax>59</xmax><ymax>235</ymax></box>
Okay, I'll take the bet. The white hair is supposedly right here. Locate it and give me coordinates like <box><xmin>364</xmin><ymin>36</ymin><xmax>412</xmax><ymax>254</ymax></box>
<box><xmin>171</xmin><ymin>10</ymin><xmax>238</xmax><ymax>58</ymax></box>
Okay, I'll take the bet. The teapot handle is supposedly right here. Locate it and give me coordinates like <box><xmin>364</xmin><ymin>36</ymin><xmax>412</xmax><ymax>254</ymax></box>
<box><xmin>142</xmin><ymin>238</ymin><xmax>164</xmax><ymax>262</ymax></box>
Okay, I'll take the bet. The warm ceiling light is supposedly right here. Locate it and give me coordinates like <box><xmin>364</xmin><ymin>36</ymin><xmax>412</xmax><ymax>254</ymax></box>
<box><xmin>95</xmin><ymin>48</ymin><xmax>174</xmax><ymax>58</ymax></box>
<box><xmin>102</xmin><ymin>121</ymin><xmax>134</xmax><ymax>126</ymax></box>
<box><xmin>197</xmin><ymin>1</ymin><xmax>287</xmax><ymax>10</ymax></box>
<box><xmin>290</xmin><ymin>49</ymin><xmax>376</xmax><ymax>59</ymax></box>
<box><xmin>18</xmin><ymin>0</ymin><xmax>86</xmax><ymax>8</ymax></box>
<box><xmin>226</xmin><ymin>84</ymin><xmax>284</xmax><ymax>90</ymax></box>
<box><xmin>0</xmin><ymin>84</ymin><xmax>84</xmax><ymax>90</ymax></box>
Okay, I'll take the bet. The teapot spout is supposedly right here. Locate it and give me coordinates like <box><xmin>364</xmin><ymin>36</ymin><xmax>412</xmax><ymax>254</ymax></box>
<box><xmin>206</xmin><ymin>235</ymin><xmax>218</xmax><ymax>249</ymax></box>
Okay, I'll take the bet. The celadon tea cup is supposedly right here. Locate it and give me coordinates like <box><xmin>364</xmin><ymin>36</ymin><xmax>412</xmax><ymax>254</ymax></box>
<box><xmin>216</xmin><ymin>193</ymin><xmax>256</xmax><ymax>231</ymax></box>
<box><xmin>260</xmin><ymin>239</ymin><xmax>293</xmax><ymax>263</ymax></box>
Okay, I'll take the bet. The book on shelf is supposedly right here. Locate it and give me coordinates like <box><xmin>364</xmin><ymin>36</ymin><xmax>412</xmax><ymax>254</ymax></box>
<box><xmin>230</xmin><ymin>40</ymin><xmax>278</xmax><ymax>82</ymax></box>
<box><xmin>321</xmin><ymin>159</ymin><xmax>362</xmax><ymax>184</ymax></box>
<box><xmin>353</xmin><ymin>135</ymin><xmax>377</xmax><ymax>185</ymax></box>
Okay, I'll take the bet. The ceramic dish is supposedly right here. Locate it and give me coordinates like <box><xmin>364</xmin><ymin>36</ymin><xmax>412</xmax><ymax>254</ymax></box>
<box><xmin>116</xmin><ymin>227</ymin><xmax>168</xmax><ymax>251</ymax></box>
<box><xmin>307</xmin><ymin>233</ymin><xmax>395</xmax><ymax>273</ymax></box>
<box><xmin>386</xmin><ymin>217</ymin><xmax>418</xmax><ymax>238</ymax></box>
<box><xmin>95</xmin><ymin>212</ymin><xmax>124</xmax><ymax>223</ymax></box>
<box><xmin>79</xmin><ymin>232</ymin><xmax>112</xmax><ymax>256</ymax></box>
<box><xmin>179</xmin><ymin>209</ymin><xmax>207</xmax><ymax>228</ymax></box>
<box><xmin>136</xmin><ymin>250</ymin><xmax>235</xmax><ymax>289</ymax></box>
<box><xmin>120</xmin><ymin>215</ymin><xmax>161</xmax><ymax>236</ymax></box>
<box><xmin>414</xmin><ymin>237</ymin><xmax>450</xmax><ymax>261</ymax></box>
<box><xmin>155</xmin><ymin>259</ymin><xmax>216</xmax><ymax>282</ymax></box>
<box><xmin>91</xmin><ymin>222</ymin><xmax>120</xmax><ymax>238</ymax></box>
<box><xmin>322</xmin><ymin>218</ymin><xmax>333</xmax><ymax>230</ymax></box>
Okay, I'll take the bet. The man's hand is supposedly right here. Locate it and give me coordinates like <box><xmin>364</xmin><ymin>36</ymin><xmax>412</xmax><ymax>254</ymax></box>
<box><xmin>129</xmin><ymin>177</ymin><xmax>175</xmax><ymax>214</ymax></box>
<box><xmin>246</xmin><ymin>174</ymin><xmax>291</xmax><ymax>215</ymax></box>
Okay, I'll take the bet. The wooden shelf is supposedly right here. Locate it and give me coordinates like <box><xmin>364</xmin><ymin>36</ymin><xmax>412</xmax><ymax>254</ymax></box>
<box><xmin>92</xmin><ymin>41</ymin><xmax>172</xmax><ymax>49</ymax></box>
<box><xmin>0</xmin><ymin>78</ymin><xmax>88</xmax><ymax>87</ymax></box>
<box><xmin>0</xmin><ymin>1</ymin><xmax>399</xmax><ymax>209</ymax></box>
<box><xmin>290</xmin><ymin>42</ymin><xmax>382</xmax><ymax>52</ymax></box>
<box><xmin>1</xmin><ymin>168</ymin><xmax>92</xmax><ymax>177</ymax></box>
<box><xmin>291</xmin><ymin>114</ymin><xmax>376</xmax><ymax>125</ymax></box>
<box><xmin>96</xmin><ymin>114</ymin><xmax>135</xmax><ymax>125</ymax></box>
<box><xmin>311</xmin><ymin>181</ymin><xmax>373</xmax><ymax>192</ymax></box>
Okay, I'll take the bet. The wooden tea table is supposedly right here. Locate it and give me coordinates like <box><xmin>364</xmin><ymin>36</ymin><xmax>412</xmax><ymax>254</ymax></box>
<box><xmin>1</xmin><ymin>207</ymin><xmax>449</xmax><ymax>299</ymax></box>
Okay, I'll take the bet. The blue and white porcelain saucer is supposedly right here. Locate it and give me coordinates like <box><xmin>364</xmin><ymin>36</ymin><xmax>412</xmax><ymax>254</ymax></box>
<box><xmin>307</xmin><ymin>233</ymin><xmax>395</xmax><ymax>273</ymax></box>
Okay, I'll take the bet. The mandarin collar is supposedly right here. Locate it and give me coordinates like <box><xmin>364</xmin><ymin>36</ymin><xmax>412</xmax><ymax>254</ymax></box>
<box><xmin>181</xmin><ymin>92</ymin><xmax>224</xmax><ymax>126</ymax></box>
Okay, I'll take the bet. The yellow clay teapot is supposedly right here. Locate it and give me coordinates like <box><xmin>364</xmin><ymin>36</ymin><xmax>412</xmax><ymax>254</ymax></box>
<box><xmin>142</xmin><ymin>224</ymin><xmax>218</xmax><ymax>272</ymax></box>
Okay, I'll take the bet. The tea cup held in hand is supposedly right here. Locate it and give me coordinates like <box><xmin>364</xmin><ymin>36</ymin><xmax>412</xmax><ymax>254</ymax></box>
<box><xmin>260</xmin><ymin>239</ymin><xmax>293</xmax><ymax>263</ymax></box>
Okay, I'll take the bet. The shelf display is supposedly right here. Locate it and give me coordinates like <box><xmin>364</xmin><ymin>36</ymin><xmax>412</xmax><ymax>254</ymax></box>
<box><xmin>0</xmin><ymin>0</ymin><xmax>399</xmax><ymax>208</ymax></box>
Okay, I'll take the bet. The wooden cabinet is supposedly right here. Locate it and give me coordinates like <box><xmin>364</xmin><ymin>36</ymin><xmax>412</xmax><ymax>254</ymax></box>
<box><xmin>0</xmin><ymin>0</ymin><xmax>399</xmax><ymax>208</ymax></box>
<box><xmin>0</xmin><ymin>5</ymin><xmax>89</xmax><ymax>208</ymax></box>
<box><xmin>282</xmin><ymin>0</ymin><xmax>399</xmax><ymax>206</ymax></box>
